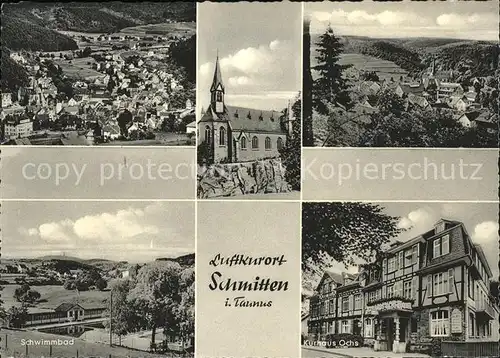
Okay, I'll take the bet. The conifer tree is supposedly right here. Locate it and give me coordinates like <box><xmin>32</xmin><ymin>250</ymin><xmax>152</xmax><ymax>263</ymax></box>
<box><xmin>312</xmin><ymin>26</ymin><xmax>352</xmax><ymax>115</ymax></box>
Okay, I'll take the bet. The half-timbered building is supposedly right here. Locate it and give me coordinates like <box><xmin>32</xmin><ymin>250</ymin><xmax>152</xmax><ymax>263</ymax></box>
<box><xmin>307</xmin><ymin>219</ymin><xmax>499</xmax><ymax>354</ymax></box>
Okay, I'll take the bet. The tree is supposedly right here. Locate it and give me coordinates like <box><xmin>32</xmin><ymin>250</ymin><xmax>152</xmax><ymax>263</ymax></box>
<box><xmin>279</xmin><ymin>98</ymin><xmax>301</xmax><ymax>191</ymax></box>
<box><xmin>14</xmin><ymin>284</ymin><xmax>40</xmax><ymax>304</ymax></box>
<box><xmin>95</xmin><ymin>278</ymin><xmax>107</xmax><ymax>291</ymax></box>
<box><xmin>82</xmin><ymin>46</ymin><xmax>92</xmax><ymax>57</ymax></box>
<box><xmin>302</xmin><ymin>17</ymin><xmax>314</xmax><ymax>147</ymax></box>
<box><xmin>117</xmin><ymin>110</ymin><xmax>133</xmax><ymax>136</ymax></box>
<box><xmin>312</xmin><ymin>25</ymin><xmax>352</xmax><ymax>115</ymax></box>
<box><xmin>105</xmin><ymin>279</ymin><xmax>140</xmax><ymax>342</ymax></box>
<box><xmin>128</xmin><ymin>262</ymin><xmax>182</xmax><ymax>349</ymax></box>
<box><xmin>360</xmin><ymin>71</ymin><xmax>379</xmax><ymax>82</ymax></box>
<box><xmin>302</xmin><ymin>202</ymin><xmax>403</xmax><ymax>272</ymax></box>
<box><xmin>7</xmin><ymin>305</ymin><xmax>28</xmax><ymax>328</ymax></box>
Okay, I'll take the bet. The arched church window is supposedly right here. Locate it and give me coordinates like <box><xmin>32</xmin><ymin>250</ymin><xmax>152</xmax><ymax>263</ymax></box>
<box><xmin>241</xmin><ymin>136</ymin><xmax>247</xmax><ymax>150</ymax></box>
<box><xmin>277</xmin><ymin>137</ymin><xmax>284</xmax><ymax>150</ymax></box>
<box><xmin>265</xmin><ymin>137</ymin><xmax>271</xmax><ymax>150</ymax></box>
<box><xmin>219</xmin><ymin>126</ymin><xmax>226</xmax><ymax>146</ymax></box>
<box><xmin>252</xmin><ymin>136</ymin><xmax>259</xmax><ymax>149</ymax></box>
<box><xmin>205</xmin><ymin>126</ymin><xmax>211</xmax><ymax>145</ymax></box>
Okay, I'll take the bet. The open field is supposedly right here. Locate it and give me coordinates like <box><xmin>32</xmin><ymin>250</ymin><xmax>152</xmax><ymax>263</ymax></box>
<box><xmin>310</xmin><ymin>48</ymin><xmax>408</xmax><ymax>81</ymax></box>
<box><xmin>1</xmin><ymin>328</ymin><xmax>182</xmax><ymax>358</ymax></box>
<box><xmin>118</xmin><ymin>22</ymin><xmax>195</xmax><ymax>37</ymax></box>
<box><xmin>54</xmin><ymin>57</ymin><xmax>102</xmax><ymax>80</ymax></box>
<box><xmin>2</xmin><ymin>285</ymin><xmax>109</xmax><ymax>311</ymax></box>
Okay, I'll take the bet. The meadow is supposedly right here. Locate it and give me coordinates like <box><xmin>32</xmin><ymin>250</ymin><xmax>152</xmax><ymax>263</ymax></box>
<box><xmin>2</xmin><ymin>285</ymin><xmax>109</xmax><ymax>311</ymax></box>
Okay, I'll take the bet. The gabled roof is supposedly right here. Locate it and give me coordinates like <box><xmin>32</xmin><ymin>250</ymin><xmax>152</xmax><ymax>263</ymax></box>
<box><xmin>210</xmin><ymin>55</ymin><xmax>224</xmax><ymax>93</ymax></box>
<box><xmin>199</xmin><ymin>105</ymin><xmax>285</xmax><ymax>134</ymax></box>
<box><xmin>55</xmin><ymin>303</ymin><xmax>84</xmax><ymax>312</ymax></box>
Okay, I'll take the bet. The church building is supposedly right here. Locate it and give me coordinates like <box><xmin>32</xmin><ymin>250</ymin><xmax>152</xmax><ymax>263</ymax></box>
<box><xmin>198</xmin><ymin>56</ymin><xmax>292</xmax><ymax>164</ymax></box>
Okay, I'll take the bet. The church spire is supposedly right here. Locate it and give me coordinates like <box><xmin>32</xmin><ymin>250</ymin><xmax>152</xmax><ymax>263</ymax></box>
<box><xmin>210</xmin><ymin>52</ymin><xmax>225</xmax><ymax>113</ymax></box>
<box><xmin>210</xmin><ymin>51</ymin><xmax>224</xmax><ymax>92</ymax></box>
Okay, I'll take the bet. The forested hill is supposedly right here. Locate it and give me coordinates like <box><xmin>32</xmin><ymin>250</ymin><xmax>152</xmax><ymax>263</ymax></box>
<box><xmin>1</xmin><ymin>2</ymin><xmax>195</xmax><ymax>52</ymax></box>
<box><xmin>3</xmin><ymin>2</ymin><xmax>195</xmax><ymax>33</ymax></box>
<box><xmin>424</xmin><ymin>42</ymin><xmax>499</xmax><ymax>79</ymax></box>
<box><xmin>316</xmin><ymin>34</ymin><xmax>498</xmax><ymax>78</ymax></box>
<box><xmin>2</xmin><ymin>11</ymin><xmax>78</xmax><ymax>52</ymax></box>
<box><xmin>341</xmin><ymin>36</ymin><xmax>425</xmax><ymax>74</ymax></box>
<box><xmin>1</xmin><ymin>48</ymin><xmax>29</xmax><ymax>92</ymax></box>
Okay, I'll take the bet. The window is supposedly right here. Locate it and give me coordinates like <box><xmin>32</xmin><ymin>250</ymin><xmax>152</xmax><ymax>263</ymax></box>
<box><xmin>204</xmin><ymin>126</ymin><xmax>211</xmax><ymax>144</ymax></box>
<box><xmin>252</xmin><ymin>136</ymin><xmax>259</xmax><ymax>149</ymax></box>
<box><xmin>354</xmin><ymin>294</ymin><xmax>361</xmax><ymax>310</ymax></box>
<box><xmin>365</xmin><ymin>318</ymin><xmax>374</xmax><ymax>337</ymax></box>
<box><xmin>216</xmin><ymin>91</ymin><xmax>222</xmax><ymax>102</ymax></box>
<box><xmin>277</xmin><ymin>137</ymin><xmax>284</xmax><ymax>150</ymax></box>
<box><xmin>435</xmin><ymin>221</ymin><xmax>446</xmax><ymax>233</ymax></box>
<box><xmin>329</xmin><ymin>299</ymin><xmax>334</xmax><ymax>314</ymax></box>
<box><xmin>342</xmin><ymin>297</ymin><xmax>349</xmax><ymax>312</ymax></box>
<box><xmin>265</xmin><ymin>137</ymin><xmax>271</xmax><ymax>150</ymax></box>
<box><xmin>341</xmin><ymin>320</ymin><xmax>350</xmax><ymax>333</ymax></box>
<box><xmin>403</xmin><ymin>280</ymin><xmax>412</xmax><ymax>299</ymax></box>
<box><xmin>412</xmin><ymin>245</ymin><xmax>418</xmax><ymax>265</ymax></box>
<box><xmin>430</xmin><ymin>310</ymin><xmax>449</xmax><ymax>337</ymax></box>
<box><xmin>241</xmin><ymin>136</ymin><xmax>247</xmax><ymax>150</ymax></box>
<box><xmin>398</xmin><ymin>251</ymin><xmax>404</xmax><ymax>269</ymax></box>
<box><xmin>388</xmin><ymin>257</ymin><xmax>396</xmax><ymax>272</ymax></box>
<box><xmin>433</xmin><ymin>234</ymin><xmax>450</xmax><ymax>258</ymax></box>
<box><xmin>433</xmin><ymin>272</ymin><xmax>450</xmax><ymax>296</ymax></box>
<box><xmin>448</xmin><ymin>268</ymin><xmax>454</xmax><ymax>293</ymax></box>
<box><xmin>219</xmin><ymin>127</ymin><xmax>226</xmax><ymax>146</ymax></box>
<box><xmin>387</xmin><ymin>284</ymin><xmax>394</xmax><ymax>298</ymax></box>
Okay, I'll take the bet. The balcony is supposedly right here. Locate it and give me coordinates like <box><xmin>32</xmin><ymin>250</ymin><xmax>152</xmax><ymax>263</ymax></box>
<box><xmin>476</xmin><ymin>302</ymin><xmax>496</xmax><ymax>321</ymax></box>
<box><xmin>367</xmin><ymin>297</ymin><xmax>414</xmax><ymax>314</ymax></box>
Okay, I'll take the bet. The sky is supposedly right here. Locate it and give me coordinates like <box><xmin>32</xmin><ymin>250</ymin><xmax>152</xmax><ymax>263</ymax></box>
<box><xmin>197</xmin><ymin>1</ymin><xmax>301</xmax><ymax>116</ymax></box>
<box><xmin>324</xmin><ymin>202</ymin><xmax>499</xmax><ymax>279</ymax></box>
<box><xmin>2</xmin><ymin>201</ymin><xmax>195</xmax><ymax>263</ymax></box>
<box><xmin>306</xmin><ymin>0</ymin><xmax>499</xmax><ymax>41</ymax></box>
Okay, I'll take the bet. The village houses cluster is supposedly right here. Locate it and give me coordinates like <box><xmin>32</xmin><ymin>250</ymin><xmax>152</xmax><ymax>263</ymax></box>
<box><xmin>1</xmin><ymin>32</ymin><xmax>195</xmax><ymax>145</ymax></box>
<box><xmin>351</xmin><ymin>58</ymin><xmax>497</xmax><ymax>131</ymax></box>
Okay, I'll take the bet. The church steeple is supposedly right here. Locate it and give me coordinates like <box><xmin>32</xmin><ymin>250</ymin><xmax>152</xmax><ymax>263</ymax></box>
<box><xmin>210</xmin><ymin>53</ymin><xmax>225</xmax><ymax>113</ymax></box>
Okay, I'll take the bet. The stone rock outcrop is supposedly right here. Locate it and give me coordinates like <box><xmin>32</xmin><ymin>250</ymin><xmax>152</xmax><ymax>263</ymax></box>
<box><xmin>197</xmin><ymin>159</ymin><xmax>291</xmax><ymax>198</ymax></box>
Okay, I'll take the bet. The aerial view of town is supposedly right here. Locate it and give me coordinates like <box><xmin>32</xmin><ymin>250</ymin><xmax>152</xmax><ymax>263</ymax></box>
<box><xmin>303</xmin><ymin>0</ymin><xmax>499</xmax><ymax>147</ymax></box>
<box><xmin>0</xmin><ymin>201</ymin><xmax>195</xmax><ymax>357</ymax></box>
<box><xmin>1</xmin><ymin>2</ymin><xmax>195</xmax><ymax>145</ymax></box>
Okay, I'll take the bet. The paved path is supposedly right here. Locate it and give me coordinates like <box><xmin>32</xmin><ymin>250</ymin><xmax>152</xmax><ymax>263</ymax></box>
<box><xmin>27</xmin><ymin>317</ymin><xmax>107</xmax><ymax>330</ymax></box>
<box><xmin>302</xmin><ymin>346</ymin><xmax>430</xmax><ymax>358</ymax></box>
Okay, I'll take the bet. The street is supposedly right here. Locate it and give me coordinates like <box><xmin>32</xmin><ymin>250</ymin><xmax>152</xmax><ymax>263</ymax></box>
<box><xmin>302</xmin><ymin>347</ymin><xmax>346</xmax><ymax>357</ymax></box>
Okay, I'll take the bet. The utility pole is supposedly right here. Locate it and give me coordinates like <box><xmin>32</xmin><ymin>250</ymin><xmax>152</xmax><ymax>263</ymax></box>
<box><xmin>109</xmin><ymin>290</ymin><xmax>113</xmax><ymax>347</ymax></box>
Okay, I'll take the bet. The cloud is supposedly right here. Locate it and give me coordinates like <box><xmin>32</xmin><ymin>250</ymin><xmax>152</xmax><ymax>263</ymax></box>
<box><xmin>436</xmin><ymin>13</ymin><xmax>488</xmax><ymax>28</ymax></box>
<box><xmin>39</xmin><ymin>219</ymin><xmax>74</xmax><ymax>243</ymax></box>
<box><xmin>228</xmin><ymin>76</ymin><xmax>253</xmax><ymax>87</ymax></box>
<box><xmin>397</xmin><ymin>207</ymin><xmax>436</xmax><ymax>231</ymax></box>
<box><xmin>471</xmin><ymin>221</ymin><xmax>499</xmax><ymax>246</ymax></box>
<box><xmin>199</xmin><ymin>39</ymin><xmax>295</xmax><ymax>92</ymax></box>
<box><xmin>73</xmin><ymin>208</ymin><xmax>159</xmax><ymax>242</ymax></box>
<box><xmin>25</xmin><ymin>206</ymin><xmax>160</xmax><ymax>244</ymax></box>
<box><xmin>312</xmin><ymin>9</ymin><xmax>429</xmax><ymax>28</ymax></box>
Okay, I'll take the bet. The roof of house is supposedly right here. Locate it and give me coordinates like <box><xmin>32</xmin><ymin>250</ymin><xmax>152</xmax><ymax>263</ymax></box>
<box><xmin>407</xmin><ymin>93</ymin><xmax>429</xmax><ymax>108</ymax></box>
<box><xmin>199</xmin><ymin>105</ymin><xmax>284</xmax><ymax>134</ymax></box>
<box><xmin>399</xmin><ymin>83</ymin><xmax>424</xmax><ymax>95</ymax></box>
<box><xmin>55</xmin><ymin>303</ymin><xmax>84</xmax><ymax>312</ymax></box>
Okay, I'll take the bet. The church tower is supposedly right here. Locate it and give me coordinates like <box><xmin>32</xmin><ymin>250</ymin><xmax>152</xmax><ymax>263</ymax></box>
<box><xmin>210</xmin><ymin>54</ymin><xmax>225</xmax><ymax>114</ymax></box>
